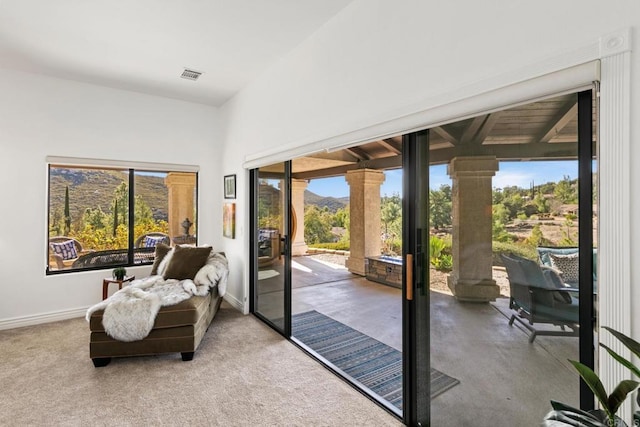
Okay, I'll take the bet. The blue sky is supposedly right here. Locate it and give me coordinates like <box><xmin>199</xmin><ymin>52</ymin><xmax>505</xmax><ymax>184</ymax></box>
<box><xmin>306</xmin><ymin>160</ymin><xmax>580</xmax><ymax>198</ymax></box>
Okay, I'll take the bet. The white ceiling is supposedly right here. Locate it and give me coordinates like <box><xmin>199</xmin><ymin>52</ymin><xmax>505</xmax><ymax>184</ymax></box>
<box><xmin>0</xmin><ymin>1</ymin><xmax>352</xmax><ymax>106</ymax></box>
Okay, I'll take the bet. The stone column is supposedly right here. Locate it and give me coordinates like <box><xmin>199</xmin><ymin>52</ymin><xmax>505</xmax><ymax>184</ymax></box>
<box><xmin>291</xmin><ymin>179</ymin><xmax>308</xmax><ymax>256</ymax></box>
<box><xmin>447</xmin><ymin>156</ymin><xmax>500</xmax><ymax>302</ymax></box>
<box><xmin>345</xmin><ymin>169</ymin><xmax>385</xmax><ymax>276</ymax></box>
<box><xmin>164</xmin><ymin>172</ymin><xmax>196</xmax><ymax>241</ymax></box>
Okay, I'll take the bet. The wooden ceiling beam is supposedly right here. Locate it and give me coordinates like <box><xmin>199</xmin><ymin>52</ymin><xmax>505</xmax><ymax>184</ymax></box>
<box><xmin>379</xmin><ymin>138</ymin><xmax>402</xmax><ymax>154</ymax></box>
<box><xmin>428</xmin><ymin>142</ymin><xmax>580</xmax><ymax>163</ymax></box>
<box><xmin>431</xmin><ymin>126</ymin><xmax>458</xmax><ymax>145</ymax></box>
<box><xmin>292</xmin><ymin>156</ymin><xmax>402</xmax><ymax>180</ymax></box>
<box><xmin>473</xmin><ymin>112</ymin><xmax>502</xmax><ymax>145</ymax></box>
<box><xmin>534</xmin><ymin>100</ymin><xmax>578</xmax><ymax>143</ymax></box>
<box><xmin>345</xmin><ymin>146</ymin><xmax>371</xmax><ymax>161</ymax></box>
<box><xmin>459</xmin><ymin>115</ymin><xmax>487</xmax><ymax>145</ymax></box>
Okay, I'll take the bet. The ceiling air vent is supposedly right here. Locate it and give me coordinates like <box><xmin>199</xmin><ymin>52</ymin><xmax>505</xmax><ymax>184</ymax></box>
<box><xmin>180</xmin><ymin>68</ymin><xmax>202</xmax><ymax>81</ymax></box>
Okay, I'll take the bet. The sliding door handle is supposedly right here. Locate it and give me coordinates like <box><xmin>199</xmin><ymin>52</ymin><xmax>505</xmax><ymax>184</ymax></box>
<box><xmin>406</xmin><ymin>254</ymin><xmax>413</xmax><ymax>300</ymax></box>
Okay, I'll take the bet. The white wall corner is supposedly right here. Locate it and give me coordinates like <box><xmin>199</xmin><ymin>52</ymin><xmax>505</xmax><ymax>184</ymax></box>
<box><xmin>599</xmin><ymin>27</ymin><xmax>632</xmax><ymax>58</ymax></box>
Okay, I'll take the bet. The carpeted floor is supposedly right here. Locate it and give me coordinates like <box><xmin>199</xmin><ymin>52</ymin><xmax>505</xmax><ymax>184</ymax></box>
<box><xmin>292</xmin><ymin>310</ymin><xmax>460</xmax><ymax>410</ymax></box>
<box><xmin>0</xmin><ymin>303</ymin><xmax>401</xmax><ymax>426</ymax></box>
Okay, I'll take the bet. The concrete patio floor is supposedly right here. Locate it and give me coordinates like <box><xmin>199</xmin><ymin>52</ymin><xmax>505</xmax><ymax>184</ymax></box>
<box><xmin>259</xmin><ymin>255</ymin><xmax>581</xmax><ymax>426</ymax></box>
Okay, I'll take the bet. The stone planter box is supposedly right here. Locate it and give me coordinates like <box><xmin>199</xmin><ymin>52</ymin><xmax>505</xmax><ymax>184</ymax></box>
<box><xmin>366</xmin><ymin>256</ymin><xmax>402</xmax><ymax>289</ymax></box>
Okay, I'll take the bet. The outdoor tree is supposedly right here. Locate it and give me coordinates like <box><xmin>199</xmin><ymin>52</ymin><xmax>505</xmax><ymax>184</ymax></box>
<box><xmin>533</xmin><ymin>193</ymin><xmax>550</xmax><ymax>214</ymax></box>
<box><xmin>304</xmin><ymin>205</ymin><xmax>334</xmax><ymax>244</ymax></box>
<box><xmin>64</xmin><ymin>186</ymin><xmax>71</xmax><ymax>235</ymax></box>
<box><xmin>83</xmin><ymin>206</ymin><xmax>107</xmax><ymax>230</ymax></box>
<box><xmin>554</xmin><ymin>175</ymin><xmax>578</xmax><ymax>204</ymax></box>
<box><xmin>113</xmin><ymin>182</ymin><xmax>129</xmax><ymax>226</ymax></box>
<box><xmin>381</xmin><ymin>193</ymin><xmax>402</xmax><ymax>254</ymax></box>
<box><xmin>429</xmin><ymin>185</ymin><xmax>452</xmax><ymax>229</ymax></box>
<box><xmin>134</xmin><ymin>195</ymin><xmax>155</xmax><ymax>227</ymax></box>
<box><xmin>50</xmin><ymin>206</ymin><xmax>63</xmax><ymax>236</ymax></box>
<box><xmin>112</xmin><ymin>199</ymin><xmax>119</xmax><ymax>236</ymax></box>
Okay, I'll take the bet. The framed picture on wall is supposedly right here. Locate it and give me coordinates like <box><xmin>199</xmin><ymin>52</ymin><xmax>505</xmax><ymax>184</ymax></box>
<box><xmin>224</xmin><ymin>174</ymin><xmax>236</xmax><ymax>199</ymax></box>
<box><xmin>223</xmin><ymin>203</ymin><xmax>236</xmax><ymax>239</ymax></box>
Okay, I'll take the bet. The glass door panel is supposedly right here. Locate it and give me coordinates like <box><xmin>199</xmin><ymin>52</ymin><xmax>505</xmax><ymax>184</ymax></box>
<box><xmin>253</xmin><ymin>162</ymin><xmax>290</xmax><ymax>334</ymax></box>
<box><xmin>422</xmin><ymin>91</ymin><xmax>595</xmax><ymax>425</ymax></box>
<box><xmin>402</xmin><ymin>130</ymin><xmax>431</xmax><ymax>426</ymax></box>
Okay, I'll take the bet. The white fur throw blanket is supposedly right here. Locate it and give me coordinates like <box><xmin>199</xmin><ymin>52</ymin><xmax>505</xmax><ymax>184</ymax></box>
<box><xmin>86</xmin><ymin>252</ymin><xmax>229</xmax><ymax>342</ymax></box>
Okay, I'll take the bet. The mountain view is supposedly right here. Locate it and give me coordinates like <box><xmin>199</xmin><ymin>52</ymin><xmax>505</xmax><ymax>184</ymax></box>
<box><xmin>304</xmin><ymin>190</ymin><xmax>348</xmax><ymax>211</ymax></box>
<box><xmin>49</xmin><ymin>168</ymin><xmax>168</xmax><ymax>222</ymax></box>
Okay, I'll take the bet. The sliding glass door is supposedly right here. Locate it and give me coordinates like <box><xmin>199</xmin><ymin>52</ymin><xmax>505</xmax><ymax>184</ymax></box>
<box><xmin>402</xmin><ymin>90</ymin><xmax>596</xmax><ymax>425</ymax></box>
<box><xmin>250</xmin><ymin>161</ymin><xmax>291</xmax><ymax>335</ymax></box>
<box><xmin>249</xmin><ymin>89</ymin><xmax>597</xmax><ymax>426</ymax></box>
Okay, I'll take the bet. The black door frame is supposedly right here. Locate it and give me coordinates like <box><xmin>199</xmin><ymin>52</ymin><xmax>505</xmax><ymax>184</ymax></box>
<box><xmin>401</xmin><ymin>89</ymin><xmax>596</xmax><ymax>424</ymax></box>
<box><xmin>248</xmin><ymin>90</ymin><xmax>596</xmax><ymax>425</ymax></box>
<box><xmin>249</xmin><ymin>163</ymin><xmax>292</xmax><ymax>337</ymax></box>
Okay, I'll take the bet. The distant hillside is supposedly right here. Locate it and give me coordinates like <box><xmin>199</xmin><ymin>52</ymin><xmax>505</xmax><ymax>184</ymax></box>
<box><xmin>49</xmin><ymin>168</ymin><xmax>168</xmax><ymax>221</ymax></box>
<box><xmin>304</xmin><ymin>190</ymin><xmax>349</xmax><ymax>212</ymax></box>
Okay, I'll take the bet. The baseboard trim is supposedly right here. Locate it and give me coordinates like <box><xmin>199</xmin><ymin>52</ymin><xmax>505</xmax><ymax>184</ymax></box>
<box><xmin>223</xmin><ymin>294</ymin><xmax>244</xmax><ymax>312</ymax></box>
<box><xmin>2</xmin><ymin>295</ymin><xmax>246</xmax><ymax>331</ymax></box>
<box><xmin>0</xmin><ymin>307</ymin><xmax>87</xmax><ymax>331</ymax></box>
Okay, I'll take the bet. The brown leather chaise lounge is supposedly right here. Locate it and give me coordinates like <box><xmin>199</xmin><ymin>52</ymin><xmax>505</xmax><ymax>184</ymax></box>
<box><xmin>87</xmin><ymin>244</ymin><xmax>227</xmax><ymax>367</ymax></box>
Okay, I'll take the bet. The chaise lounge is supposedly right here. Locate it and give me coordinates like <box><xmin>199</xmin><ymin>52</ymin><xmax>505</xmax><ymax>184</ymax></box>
<box><xmin>87</xmin><ymin>244</ymin><xmax>228</xmax><ymax>367</ymax></box>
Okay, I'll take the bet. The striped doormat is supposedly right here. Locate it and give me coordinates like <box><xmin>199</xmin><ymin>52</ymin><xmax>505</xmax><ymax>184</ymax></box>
<box><xmin>292</xmin><ymin>310</ymin><xmax>460</xmax><ymax>410</ymax></box>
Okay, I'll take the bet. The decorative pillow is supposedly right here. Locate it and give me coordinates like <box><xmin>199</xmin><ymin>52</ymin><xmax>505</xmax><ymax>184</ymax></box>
<box><xmin>549</xmin><ymin>252</ymin><xmax>579</xmax><ymax>283</ymax></box>
<box><xmin>163</xmin><ymin>245</ymin><xmax>212</xmax><ymax>280</ymax></box>
<box><xmin>150</xmin><ymin>243</ymin><xmax>172</xmax><ymax>275</ymax></box>
<box><xmin>50</xmin><ymin>240</ymin><xmax>78</xmax><ymax>260</ymax></box>
<box><xmin>144</xmin><ymin>235</ymin><xmax>166</xmax><ymax>248</ymax></box>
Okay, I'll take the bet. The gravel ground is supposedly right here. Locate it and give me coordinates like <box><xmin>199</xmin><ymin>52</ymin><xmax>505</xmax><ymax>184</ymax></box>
<box><xmin>308</xmin><ymin>253</ymin><xmax>510</xmax><ymax>297</ymax></box>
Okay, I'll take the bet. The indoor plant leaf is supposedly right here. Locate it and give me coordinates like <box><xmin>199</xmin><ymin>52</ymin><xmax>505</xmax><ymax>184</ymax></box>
<box><xmin>568</xmin><ymin>360</ymin><xmax>613</xmax><ymax>420</ymax></box>
<box><xmin>600</xmin><ymin>343</ymin><xmax>640</xmax><ymax>379</ymax></box>
<box><xmin>607</xmin><ymin>379</ymin><xmax>640</xmax><ymax>416</ymax></box>
<box><xmin>602</xmin><ymin>327</ymin><xmax>640</xmax><ymax>360</ymax></box>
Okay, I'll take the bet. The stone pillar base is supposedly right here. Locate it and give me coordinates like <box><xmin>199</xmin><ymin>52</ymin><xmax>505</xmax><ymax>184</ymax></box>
<box><xmin>291</xmin><ymin>242</ymin><xmax>308</xmax><ymax>257</ymax></box>
<box><xmin>447</xmin><ymin>276</ymin><xmax>499</xmax><ymax>302</ymax></box>
<box><xmin>346</xmin><ymin>256</ymin><xmax>366</xmax><ymax>276</ymax></box>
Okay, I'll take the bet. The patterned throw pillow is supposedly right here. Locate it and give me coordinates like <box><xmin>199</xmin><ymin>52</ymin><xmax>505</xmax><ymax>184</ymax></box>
<box><xmin>50</xmin><ymin>240</ymin><xmax>78</xmax><ymax>260</ymax></box>
<box><xmin>144</xmin><ymin>235</ymin><xmax>166</xmax><ymax>248</ymax></box>
<box><xmin>549</xmin><ymin>252</ymin><xmax>579</xmax><ymax>284</ymax></box>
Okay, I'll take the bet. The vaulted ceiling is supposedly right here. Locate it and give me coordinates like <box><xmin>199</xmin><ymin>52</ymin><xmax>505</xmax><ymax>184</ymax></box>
<box><xmin>0</xmin><ymin>1</ymin><xmax>353</xmax><ymax>106</ymax></box>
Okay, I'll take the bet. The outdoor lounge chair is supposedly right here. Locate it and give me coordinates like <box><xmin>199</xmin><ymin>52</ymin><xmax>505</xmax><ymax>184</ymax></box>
<box><xmin>536</xmin><ymin>246</ymin><xmax>597</xmax><ymax>293</ymax></box>
<box><xmin>501</xmin><ymin>253</ymin><xmax>579</xmax><ymax>343</ymax></box>
<box><xmin>48</xmin><ymin>236</ymin><xmax>92</xmax><ymax>270</ymax></box>
<box><xmin>134</xmin><ymin>232</ymin><xmax>170</xmax><ymax>248</ymax></box>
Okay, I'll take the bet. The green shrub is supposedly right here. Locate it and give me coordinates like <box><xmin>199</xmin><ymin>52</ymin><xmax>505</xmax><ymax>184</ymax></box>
<box><xmin>309</xmin><ymin>242</ymin><xmax>350</xmax><ymax>251</ymax></box>
<box><xmin>430</xmin><ymin>235</ymin><xmax>453</xmax><ymax>271</ymax></box>
<box><xmin>492</xmin><ymin>241</ymin><xmax>537</xmax><ymax>266</ymax></box>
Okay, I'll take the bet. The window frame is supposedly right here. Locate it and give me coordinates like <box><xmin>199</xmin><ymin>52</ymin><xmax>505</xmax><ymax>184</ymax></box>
<box><xmin>46</xmin><ymin>159</ymin><xmax>199</xmax><ymax>275</ymax></box>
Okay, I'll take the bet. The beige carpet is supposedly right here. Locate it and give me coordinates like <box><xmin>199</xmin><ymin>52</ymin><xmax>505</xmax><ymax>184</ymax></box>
<box><xmin>0</xmin><ymin>302</ymin><xmax>401</xmax><ymax>426</ymax></box>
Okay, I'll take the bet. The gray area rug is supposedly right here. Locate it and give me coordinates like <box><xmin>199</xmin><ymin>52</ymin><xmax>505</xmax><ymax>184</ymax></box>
<box><xmin>292</xmin><ymin>310</ymin><xmax>460</xmax><ymax>410</ymax></box>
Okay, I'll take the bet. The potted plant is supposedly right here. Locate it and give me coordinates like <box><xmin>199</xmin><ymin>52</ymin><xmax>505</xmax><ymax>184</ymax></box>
<box><xmin>542</xmin><ymin>327</ymin><xmax>640</xmax><ymax>426</ymax></box>
<box><xmin>112</xmin><ymin>267</ymin><xmax>127</xmax><ymax>281</ymax></box>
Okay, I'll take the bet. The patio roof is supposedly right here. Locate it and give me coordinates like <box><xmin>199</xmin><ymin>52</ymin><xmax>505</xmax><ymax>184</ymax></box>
<box><xmin>288</xmin><ymin>92</ymin><xmax>595</xmax><ymax>180</ymax></box>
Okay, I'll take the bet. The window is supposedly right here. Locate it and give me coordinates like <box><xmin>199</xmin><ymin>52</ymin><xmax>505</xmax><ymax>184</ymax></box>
<box><xmin>47</xmin><ymin>163</ymin><xmax>197</xmax><ymax>274</ymax></box>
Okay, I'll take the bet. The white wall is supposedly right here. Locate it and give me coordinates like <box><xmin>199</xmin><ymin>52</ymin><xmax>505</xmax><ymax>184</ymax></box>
<box><xmin>218</xmin><ymin>0</ymin><xmax>640</xmax><ymax>325</ymax></box>
<box><xmin>0</xmin><ymin>68</ymin><xmax>221</xmax><ymax>327</ymax></box>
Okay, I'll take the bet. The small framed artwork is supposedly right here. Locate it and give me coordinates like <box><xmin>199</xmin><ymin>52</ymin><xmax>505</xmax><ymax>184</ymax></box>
<box><xmin>223</xmin><ymin>203</ymin><xmax>236</xmax><ymax>239</ymax></box>
<box><xmin>224</xmin><ymin>174</ymin><xmax>236</xmax><ymax>199</ymax></box>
